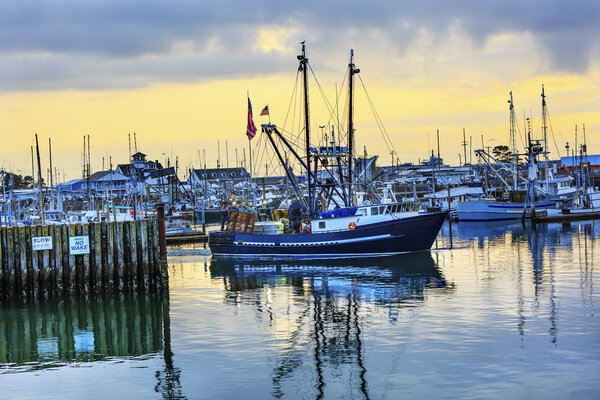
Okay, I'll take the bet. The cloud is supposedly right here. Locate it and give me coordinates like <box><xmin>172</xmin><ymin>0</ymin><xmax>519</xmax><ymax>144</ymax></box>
<box><xmin>0</xmin><ymin>0</ymin><xmax>598</xmax><ymax>92</ymax></box>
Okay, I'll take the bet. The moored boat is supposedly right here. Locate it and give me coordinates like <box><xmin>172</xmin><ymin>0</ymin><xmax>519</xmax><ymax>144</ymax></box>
<box><xmin>209</xmin><ymin>204</ymin><xmax>447</xmax><ymax>258</ymax></box>
<box><xmin>210</xmin><ymin>44</ymin><xmax>447</xmax><ymax>258</ymax></box>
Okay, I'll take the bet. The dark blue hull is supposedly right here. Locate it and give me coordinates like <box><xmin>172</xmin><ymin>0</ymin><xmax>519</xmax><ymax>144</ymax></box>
<box><xmin>209</xmin><ymin>212</ymin><xmax>447</xmax><ymax>259</ymax></box>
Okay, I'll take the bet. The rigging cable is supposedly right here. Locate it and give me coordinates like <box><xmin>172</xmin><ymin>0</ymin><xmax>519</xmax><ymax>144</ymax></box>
<box><xmin>357</xmin><ymin>75</ymin><xmax>397</xmax><ymax>158</ymax></box>
<box><xmin>544</xmin><ymin>106</ymin><xmax>562</xmax><ymax>159</ymax></box>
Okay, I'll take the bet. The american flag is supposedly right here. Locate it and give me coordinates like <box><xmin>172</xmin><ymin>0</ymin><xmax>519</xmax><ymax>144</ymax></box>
<box><xmin>247</xmin><ymin>98</ymin><xmax>257</xmax><ymax>140</ymax></box>
<box><xmin>260</xmin><ymin>105</ymin><xmax>269</xmax><ymax>116</ymax></box>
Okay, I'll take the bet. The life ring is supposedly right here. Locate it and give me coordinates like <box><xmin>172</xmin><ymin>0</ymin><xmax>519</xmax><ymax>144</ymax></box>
<box><xmin>348</xmin><ymin>222</ymin><xmax>357</xmax><ymax>230</ymax></box>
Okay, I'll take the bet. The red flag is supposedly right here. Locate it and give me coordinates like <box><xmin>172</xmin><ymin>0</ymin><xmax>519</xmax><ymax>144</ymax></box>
<box><xmin>260</xmin><ymin>105</ymin><xmax>269</xmax><ymax>116</ymax></box>
<box><xmin>247</xmin><ymin>98</ymin><xmax>257</xmax><ymax>140</ymax></box>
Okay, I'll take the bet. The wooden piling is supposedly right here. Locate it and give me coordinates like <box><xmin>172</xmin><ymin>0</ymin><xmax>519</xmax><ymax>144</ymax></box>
<box><xmin>82</xmin><ymin>223</ymin><xmax>91</xmax><ymax>293</ymax></box>
<box><xmin>68</xmin><ymin>224</ymin><xmax>77</xmax><ymax>294</ymax></box>
<box><xmin>54</xmin><ymin>224</ymin><xmax>63</xmax><ymax>294</ymax></box>
<box><xmin>0</xmin><ymin>219</ymin><xmax>166</xmax><ymax>302</ymax></box>
<box><xmin>140</xmin><ymin>220</ymin><xmax>149</xmax><ymax>289</ymax></box>
<box><xmin>30</xmin><ymin>226</ymin><xmax>39</xmax><ymax>299</ymax></box>
<box><xmin>130</xmin><ymin>221</ymin><xmax>138</xmax><ymax>290</ymax></box>
<box><xmin>0</xmin><ymin>228</ymin><xmax>3</xmax><ymax>299</ymax></box>
<box><xmin>42</xmin><ymin>225</ymin><xmax>51</xmax><ymax>298</ymax></box>
<box><xmin>61</xmin><ymin>224</ymin><xmax>71</xmax><ymax>294</ymax></box>
<box><xmin>94</xmin><ymin>223</ymin><xmax>102</xmax><ymax>292</ymax></box>
<box><xmin>16</xmin><ymin>227</ymin><xmax>25</xmax><ymax>300</ymax></box>
<box><xmin>151</xmin><ymin>219</ymin><xmax>160</xmax><ymax>287</ymax></box>
<box><xmin>107</xmin><ymin>222</ymin><xmax>115</xmax><ymax>291</ymax></box>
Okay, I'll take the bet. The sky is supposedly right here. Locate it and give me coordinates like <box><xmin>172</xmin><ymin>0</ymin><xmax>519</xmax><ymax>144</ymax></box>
<box><xmin>1</xmin><ymin>0</ymin><xmax>600</xmax><ymax>182</ymax></box>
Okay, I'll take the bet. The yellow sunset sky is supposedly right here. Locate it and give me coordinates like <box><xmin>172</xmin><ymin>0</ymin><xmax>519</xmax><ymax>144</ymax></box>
<box><xmin>1</xmin><ymin>2</ymin><xmax>599</xmax><ymax>182</ymax></box>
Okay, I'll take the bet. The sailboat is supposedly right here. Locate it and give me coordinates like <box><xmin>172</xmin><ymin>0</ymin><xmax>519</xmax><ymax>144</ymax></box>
<box><xmin>208</xmin><ymin>44</ymin><xmax>447</xmax><ymax>258</ymax></box>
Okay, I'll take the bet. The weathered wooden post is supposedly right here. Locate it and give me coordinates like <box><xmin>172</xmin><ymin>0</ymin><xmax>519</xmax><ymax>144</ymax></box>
<box><xmin>0</xmin><ymin>228</ymin><xmax>4</xmax><ymax>300</ymax></box>
<box><xmin>54</xmin><ymin>224</ymin><xmax>63</xmax><ymax>294</ymax></box>
<box><xmin>42</xmin><ymin>225</ymin><xmax>51</xmax><ymax>299</ymax></box>
<box><xmin>156</xmin><ymin>204</ymin><xmax>167</xmax><ymax>263</ymax></box>
<box><xmin>61</xmin><ymin>224</ymin><xmax>71</xmax><ymax>294</ymax></box>
<box><xmin>15</xmin><ymin>227</ymin><xmax>25</xmax><ymax>300</ymax></box>
<box><xmin>30</xmin><ymin>226</ymin><xmax>39</xmax><ymax>299</ymax></box>
<box><xmin>151</xmin><ymin>219</ymin><xmax>160</xmax><ymax>288</ymax></box>
<box><xmin>113</xmin><ymin>222</ymin><xmax>122</xmax><ymax>292</ymax></box>
<box><xmin>93</xmin><ymin>222</ymin><xmax>102</xmax><ymax>292</ymax></box>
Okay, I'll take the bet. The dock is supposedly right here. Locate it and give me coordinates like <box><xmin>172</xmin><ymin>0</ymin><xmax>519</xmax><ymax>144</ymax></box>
<box><xmin>166</xmin><ymin>232</ymin><xmax>208</xmax><ymax>244</ymax></box>
<box><xmin>0</xmin><ymin>219</ymin><xmax>167</xmax><ymax>302</ymax></box>
<box><xmin>534</xmin><ymin>210</ymin><xmax>600</xmax><ymax>223</ymax></box>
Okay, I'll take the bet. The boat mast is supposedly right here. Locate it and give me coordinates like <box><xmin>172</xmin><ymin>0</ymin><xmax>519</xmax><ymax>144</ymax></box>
<box><xmin>509</xmin><ymin>91</ymin><xmax>517</xmax><ymax>190</ymax></box>
<box><xmin>541</xmin><ymin>85</ymin><xmax>549</xmax><ymax>184</ymax></box>
<box><xmin>35</xmin><ymin>133</ymin><xmax>45</xmax><ymax>224</ymax></box>
<box><xmin>298</xmin><ymin>42</ymin><xmax>312</xmax><ymax>215</ymax></box>
<box><xmin>348</xmin><ymin>49</ymin><xmax>359</xmax><ymax>206</ymax></box>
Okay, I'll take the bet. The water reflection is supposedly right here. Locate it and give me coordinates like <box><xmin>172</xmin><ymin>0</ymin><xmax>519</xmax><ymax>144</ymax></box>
<box><xmin>452</xmin><ymin>220</ymin><xmax>596</xmax><ymax>346</ymax></box>
<box><xmin>210</xmin><ymin>253</ymin><xmax>453</xmax><ymax>398</ymax></box>
<box><xmin>1</xmin><ymin>220</ymin><xmax>598</xmax><ymax>399</ymax></box>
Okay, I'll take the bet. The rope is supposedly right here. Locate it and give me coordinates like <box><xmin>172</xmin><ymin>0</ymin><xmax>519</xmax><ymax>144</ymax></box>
<box><xmin>357</xmin><ymin>75</ymin><xmax>396</xmax><ymax>158</ymax></box>
<box><xmin>545</xmin><ymin>106</ymin><xmax>562</xmax><ymax>159</ymax></box>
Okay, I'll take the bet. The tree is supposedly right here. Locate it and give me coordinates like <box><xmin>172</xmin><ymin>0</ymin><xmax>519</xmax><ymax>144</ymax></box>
<box><xmin>1</xmin><ymin>173</ymin><xmax>36</xmax><ymax>189</ymax></box>
<box><xmin>492</xmin><ymin>145</ymin><xmax>513</xmax><ymax>164</ymax></box>
<box><xmin>22</xmin><ymin>175</ymin><xmax>34</xmax><ymax>188</ymax></box>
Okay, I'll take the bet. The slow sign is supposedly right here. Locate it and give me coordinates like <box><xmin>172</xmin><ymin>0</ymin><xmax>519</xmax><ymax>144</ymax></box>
<box><xmin>69</xmin><ymin>235</ymin><xmax>90</xmax><ymax>255</ymax></box>
<box><xmin>32</xmin><ymin>236</ymin><xmax>53</xmax><ymax>251</ymax></box>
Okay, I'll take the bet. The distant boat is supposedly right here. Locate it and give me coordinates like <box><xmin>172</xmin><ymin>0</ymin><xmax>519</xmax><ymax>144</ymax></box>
<box><xmin>457</xmin><ymin>86</ymin><xmax>576</xmax><ymax>222</ymax></box>
<box><xmin>165</xmin><ymin>216</ymin><xmax>192</xmax><ymax>236</ymax></box>
<box><xmin>457</xmin><ymin>198</ymin><xmax>556</xmax><ymax>221</ymax></box>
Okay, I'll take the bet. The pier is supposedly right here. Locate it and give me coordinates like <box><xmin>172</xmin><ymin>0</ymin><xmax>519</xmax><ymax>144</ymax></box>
<box><xmin>533</xmin><ymin>210</ymin><xmax>600</xmax><ymax>223</ymax></box>
<box><xmin>0</xmin><ymin>219</ymin><xmax>167</xmax><ymax>302</ymax></box>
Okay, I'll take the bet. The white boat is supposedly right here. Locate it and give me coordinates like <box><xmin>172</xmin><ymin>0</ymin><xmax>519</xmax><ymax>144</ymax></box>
<box><xmin>457</xmin><ymin>197</ymin><xmax>556</xmax><ymax>221</ymax></box>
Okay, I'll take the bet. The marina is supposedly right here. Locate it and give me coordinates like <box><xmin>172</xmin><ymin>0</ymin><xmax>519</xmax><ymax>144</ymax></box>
<box><xmin>2</xmin><ymin>2</ymin><xmax>600</xmax><ymax>398</ymax></box>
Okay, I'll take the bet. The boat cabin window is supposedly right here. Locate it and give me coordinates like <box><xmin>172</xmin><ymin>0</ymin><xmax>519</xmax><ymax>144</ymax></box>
<box><xmin>319</xmin><ymin>221</ymin><xmax>325</xmax><ymax>229</ymax></box>
<box><xmin>380</xmin><ymin>206</ymin><xmax>386</xmax><ymax>214</ymax></box>
<box><xmin>371</xmin><ymin>207</ymin><xmax>379</xmax><ymax>215</ymax></box>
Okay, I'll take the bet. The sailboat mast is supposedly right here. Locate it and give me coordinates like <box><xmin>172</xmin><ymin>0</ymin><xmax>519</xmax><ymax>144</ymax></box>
<box><xmin>348</xmin><ymin>49</ymin><xmax>359</xmax><ymax>206</ymax></box>
<box><xmin>298</xmin><ymin>43</ymin><xmax>312</xmax><ymax>214</ymax></box>
<box><xmin>510</xmin><ymin>91</ymin><xmax>517</xmax><ymax>190</ymax></box>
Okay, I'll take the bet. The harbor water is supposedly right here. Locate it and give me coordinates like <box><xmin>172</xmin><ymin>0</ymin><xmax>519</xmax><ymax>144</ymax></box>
<box><xmin>1</xmin><ymin>221</ymin><xmax>599</xmax><ymax>399</ymax></box>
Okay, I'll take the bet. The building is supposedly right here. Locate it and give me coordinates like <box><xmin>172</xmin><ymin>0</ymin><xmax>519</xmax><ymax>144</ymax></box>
<box><xmin>116</xmin><ymin>152</ymin><xmax>163</xmax><ymax>179</ymax></box>
<box><xmin>561</xmin><ymin>155</ymin><xmax>600</xmax><ymax>172</ymax></box>
<box><xmin>188</xmin><ymin>167</ymin><xmax>249</xmax><ymax>187</ymax></box>
<box><xmin>57</xmin><ymin>170</ymin><xmax>130</xmax><ymax>196</ymax></box>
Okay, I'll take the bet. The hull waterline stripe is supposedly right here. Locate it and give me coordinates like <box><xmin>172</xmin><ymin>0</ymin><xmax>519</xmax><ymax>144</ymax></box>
<box><xmin>240</xmin><ymin>233</ymin><xmax>393</xmax><ymax>247</ymax></box>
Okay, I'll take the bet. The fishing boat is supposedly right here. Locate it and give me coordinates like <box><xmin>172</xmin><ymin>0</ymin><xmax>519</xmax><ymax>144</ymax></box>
<box><xmin>209</xmin><ymin>44</ymin><xmax>447</xmax><ymax>259</ymax></box>
<box><xmin>457</xmin><ymin>87</ymin><xmax>572</xmax><ymax>221</ymax></box>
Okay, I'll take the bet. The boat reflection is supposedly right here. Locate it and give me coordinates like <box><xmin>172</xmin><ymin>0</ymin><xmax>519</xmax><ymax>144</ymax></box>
<box><xmin>209</xmin><ymin>252</ymin><xmax>453</xmax><ymax>399</ymax></box>
<box><xmin>451</xmin><ymin>220</ymin><xmax>596</xmax><ymax>347</ymax></box>
<box><xmin>210</xmin><ymin>252</ymin><xmax>453</xmax><ymax>310</ymax></box>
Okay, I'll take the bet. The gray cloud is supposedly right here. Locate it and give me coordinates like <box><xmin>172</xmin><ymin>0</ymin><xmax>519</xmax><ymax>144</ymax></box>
<box><xmin>0</xmin><ymin>0</ymin><xmax>598</xmax><ymax>92</ymax></box>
